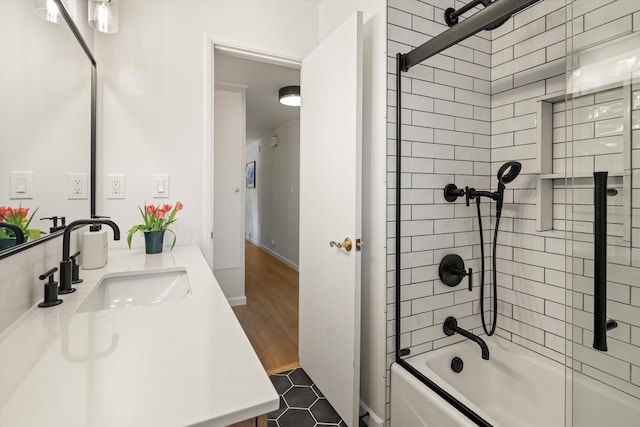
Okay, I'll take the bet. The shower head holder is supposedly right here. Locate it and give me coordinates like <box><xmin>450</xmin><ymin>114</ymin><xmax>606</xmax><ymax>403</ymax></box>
<box><xmin>444</xmin><ymin>183</ymin><xmax>466</xmax><ymax>203</ymax></box>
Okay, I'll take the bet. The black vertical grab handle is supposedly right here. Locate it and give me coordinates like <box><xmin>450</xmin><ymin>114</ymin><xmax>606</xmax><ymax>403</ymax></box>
<box><xmin>593</xmin><ymin>172</ymin><xmax>608</xmax><ymax>351</ymax></box>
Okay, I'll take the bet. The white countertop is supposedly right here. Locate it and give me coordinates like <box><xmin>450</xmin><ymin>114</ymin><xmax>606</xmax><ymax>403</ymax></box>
<box><xmin>0</xmin><ymin>246</ymin><xmax>278</xmax><ymax>427</ymax></box>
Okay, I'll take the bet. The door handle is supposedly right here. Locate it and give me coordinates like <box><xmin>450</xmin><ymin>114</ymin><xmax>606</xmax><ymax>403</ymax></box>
<box><xmin>329</xmin><ymin>237</ymin><xmax>352</xmax><ymax>252</ymax></box>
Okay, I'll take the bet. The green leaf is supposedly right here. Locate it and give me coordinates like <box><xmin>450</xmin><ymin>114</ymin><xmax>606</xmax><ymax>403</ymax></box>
<box><xmin>166</xmin><ymin>228</ymin><xmax>177</xmax><ymax>250</ymax></box>
<box><xmin>26</xmin><ymin>229</ymin><xmax>42</xmax><ymax>240</ymax></box>
<box><xmin>23</xmin><ymin>207</ymin><xmax>39</xmax><ymax>230</ymax></box>
<box><xmin>127</xmin><ymin>224</ymin><xmax>145</xmax><ymax>249</ymax></box>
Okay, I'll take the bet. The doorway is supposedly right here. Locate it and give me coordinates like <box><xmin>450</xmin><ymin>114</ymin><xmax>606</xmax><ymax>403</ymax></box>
<box><xmin>214</xmin><ymin>51</ymin><xmax>301</xmax><ymax>374</ymax></box>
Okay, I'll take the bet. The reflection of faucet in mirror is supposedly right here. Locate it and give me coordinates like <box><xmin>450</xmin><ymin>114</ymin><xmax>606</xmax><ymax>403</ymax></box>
<box><xmin>0</xmin><ymin>222</ymin><xmax>25</xmax><ymax>246</ymax></box>
<box><xmin>60</xmin><ymin>316</ymin><xmax>119</xmax><ymax>363</ymax></box>
<box><xmin>59</xmin><ymin>219</ymin><xmax>120</xmax><ymax>294</ymax></box>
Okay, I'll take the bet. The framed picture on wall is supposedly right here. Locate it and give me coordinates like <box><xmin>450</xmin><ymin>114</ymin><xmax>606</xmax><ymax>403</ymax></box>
<box><xmin>246</xmin><ymin>161</ymin><xmax>256</xmax><ymax>188</ymax></box>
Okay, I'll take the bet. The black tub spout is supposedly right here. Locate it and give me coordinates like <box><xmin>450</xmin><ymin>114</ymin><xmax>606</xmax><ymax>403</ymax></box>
<box><xmin>443</xmin><ymin>316</ymin><xmax>489</xmax><ymax>360</ymax></box>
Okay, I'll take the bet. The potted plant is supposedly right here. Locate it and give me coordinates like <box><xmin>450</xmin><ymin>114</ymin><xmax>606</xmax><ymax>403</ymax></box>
<box><xmin>127</xmin><ymin>202</ymin><xmax>184</xmax><ymax>254</ymax></box>
<box><xmin>0</xmin><ymin>206</ymin><xmax>45</xmax><ymax>249</ymax></box>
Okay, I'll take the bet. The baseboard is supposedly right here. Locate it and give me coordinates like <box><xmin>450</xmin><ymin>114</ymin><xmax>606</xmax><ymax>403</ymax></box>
<box><xmin>246</xmin><ymin>238</ymin><xmax>299</xmax><ymax>271</ymax></box>
<box><xmin>359</xmin><ymin>400</ymin><xmax>384</xmax><ymax>427</ymax></box>
<box><xmin>227</xmin><ymin>296</ymin><xmax>247</xmax><ymax>307</ymax></box>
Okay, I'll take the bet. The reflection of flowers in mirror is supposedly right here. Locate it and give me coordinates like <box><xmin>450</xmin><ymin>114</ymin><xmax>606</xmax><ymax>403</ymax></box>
<box><xmin>0</xmin><ymin>205</ymin><xmax>45</xmax><ymax>240</ymax></box>
<box><xmin>127</xmin><ymin>202</ymin><xmax>184</xmax><ymax>249</ymax></box>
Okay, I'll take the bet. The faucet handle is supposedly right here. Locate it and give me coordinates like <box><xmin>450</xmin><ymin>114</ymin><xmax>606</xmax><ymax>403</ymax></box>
<box><xmin>41</xmin><ymin>216</ymin><xmax>66</xmax><ymax>233</ymax></box>
<box><xmin>38</xmin><ymin>267</ymin><xmax>63</xmax><ymax>308</ymax></box>
<box><xmin>70</xmin><ymin>251</ymin><xmax>83</xmax><ymax>284</ymax></box>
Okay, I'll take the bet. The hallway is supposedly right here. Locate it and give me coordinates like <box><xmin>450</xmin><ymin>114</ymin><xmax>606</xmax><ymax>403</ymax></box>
<box><xmin>233</xmin><ymin>241</ymin><xmax>299</xmax><ymax>374</ymax></box>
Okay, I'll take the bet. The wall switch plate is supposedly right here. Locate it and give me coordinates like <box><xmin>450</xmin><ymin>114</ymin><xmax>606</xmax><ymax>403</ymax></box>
<box><xmin>107</xmin><ymin>174</ymin><xmax>126</xmax><ymax>199</ymax></box>
<box><xmin>10</xmin><ymin>171</ymin><xmax>33</xmax><ymax>199</ymax></box>
<box><xmin>67</xmin><ymin>173</ymin><xmax>88</xmax><ymax>200</ymax></box>
<box><xmin>152</xmin><ymin>174</ymin><xmax>170</xmax><ymax>198</ymax></box>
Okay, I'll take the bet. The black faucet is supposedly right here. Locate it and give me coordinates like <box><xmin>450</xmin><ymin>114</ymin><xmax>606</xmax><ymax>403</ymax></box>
<box><xmin>443</xmin><ymin>316</ymin><xmax>490</xmax><ymax>360</ymax></box>
<box><xmin>59</xmin><ymin>219</ymin><xmax>120</xmax><ymax>294</ymax></box>
<box><xmin>0</xmin><ymin>222</ymin><xmax>25</xmax><ymax>245</ymax></box>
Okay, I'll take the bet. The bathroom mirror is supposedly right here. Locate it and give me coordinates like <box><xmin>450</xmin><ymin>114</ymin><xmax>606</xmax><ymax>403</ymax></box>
<box><xmin>0</xmin><ymin>0</ymin><xmax>95</xmax><ymax>258</ymax></box>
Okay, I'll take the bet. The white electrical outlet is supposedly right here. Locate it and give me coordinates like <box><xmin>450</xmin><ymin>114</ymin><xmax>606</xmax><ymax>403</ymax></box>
<box><xmin>67</xmin><ymin>173</ymin><xmax>88</xmax><ymax>200</ymax></box>
<box><xmin>107</xmin><ymin>174</ymin><xmax>126</xmax><ymax>199</ymax></box>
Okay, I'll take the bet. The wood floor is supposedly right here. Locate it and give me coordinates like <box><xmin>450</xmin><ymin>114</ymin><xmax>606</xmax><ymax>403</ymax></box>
<box><xmin>233</xmin><ymin>241</ymin><xmax>299</xmax><ymax>374</ymax></box>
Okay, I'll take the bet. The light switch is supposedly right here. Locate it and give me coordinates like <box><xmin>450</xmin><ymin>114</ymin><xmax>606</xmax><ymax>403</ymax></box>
<box><xmin>16</xmin><ymin>178</ymin><xmax>26</xmax><ymax>193</ymax></box>
<box><xmin>153</xmin><ymin>174</ymin><xmax>170</xmax><ymax>198</ymax></box>
<box><xmin>10</xmin><ymin>171</ymin><xmax>33</xmax><ymax>199</ymax></box>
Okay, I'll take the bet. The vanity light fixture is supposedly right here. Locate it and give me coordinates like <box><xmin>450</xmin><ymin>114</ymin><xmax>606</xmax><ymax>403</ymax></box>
<box><xmin>278</xmin><ymin>86</ymin><xmax>301</xmax><ymax>107</ymax></box>
<box><xmin>34</xmin><ymin>0</ymin><xmax>63</xmax><ymax>24</ymax></box>
<box><xmin>89</xmin><ymin>0</ymin><xmax>118</xmax><ymax>34</ymax></box>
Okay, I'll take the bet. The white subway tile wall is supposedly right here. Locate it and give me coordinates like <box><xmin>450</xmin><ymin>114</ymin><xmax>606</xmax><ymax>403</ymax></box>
<box><xmin>387</xmin><ymin>0</ymin><xmax>640</xmax><ymax>422</ymax></box>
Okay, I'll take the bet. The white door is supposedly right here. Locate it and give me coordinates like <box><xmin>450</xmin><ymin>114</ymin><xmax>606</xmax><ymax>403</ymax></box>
<box><xmin>299</xmin><ymin>12</ymin><xmax>362</xmax><ymax>427</ymax></box>
<box><xmin>213</xmin><ymin>86</ymin><xmax>246</xmax><ymax>305</ymax></box>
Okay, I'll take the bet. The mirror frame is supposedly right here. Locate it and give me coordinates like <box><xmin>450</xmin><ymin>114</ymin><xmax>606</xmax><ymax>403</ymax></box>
<box><xmin>0</xmin><ymin>0</ymin><xmax>96</xmax><ymax>260</ymax></box>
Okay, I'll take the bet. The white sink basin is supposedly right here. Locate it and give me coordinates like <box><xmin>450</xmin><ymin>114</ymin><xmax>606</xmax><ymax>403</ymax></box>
<box><xmin>76</xmin><ymin>267</ymin><xmax>191</xmax><ymax>313</ymax></box>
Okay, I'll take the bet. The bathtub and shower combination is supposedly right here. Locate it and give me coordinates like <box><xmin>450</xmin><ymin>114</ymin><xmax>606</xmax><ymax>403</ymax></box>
<box><xmin>391</xmin><ymin>335</ymin><xmax>639</xmax><ymax>427</ymax></box>
<box><xmin>391</xmin><ymin>0</ymin><xmax>640</xmax><ymax>426</ymax></box>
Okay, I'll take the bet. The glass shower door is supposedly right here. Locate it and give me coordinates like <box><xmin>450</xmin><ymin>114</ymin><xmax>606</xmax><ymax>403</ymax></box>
<box><xmin>567</xmin><ymin>1</ymin><xmax>640</xmax><ymax>425</ymax></box>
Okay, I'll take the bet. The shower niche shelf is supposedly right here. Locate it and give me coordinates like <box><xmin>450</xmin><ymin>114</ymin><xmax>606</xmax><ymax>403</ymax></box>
<box><xmin>536</xmin><ymin>82</ymin><xmax>633</xmax><ymax>241</ymax></box>
<box><xmin>535</xmin><ymin>83</ymin><xmax>634</xmax><ymax>241</ymax></box>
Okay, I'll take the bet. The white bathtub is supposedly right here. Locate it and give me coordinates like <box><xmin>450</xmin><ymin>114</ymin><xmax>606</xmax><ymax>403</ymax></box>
<box><xmin>391</xmin><ymin>335</ymin><xmax>564</xmax><ymax>427</ymax></box>
<box><xmin>391</xmin><ymin>334</ymin><xmax>640</xmax><ymax>427</ymax></box>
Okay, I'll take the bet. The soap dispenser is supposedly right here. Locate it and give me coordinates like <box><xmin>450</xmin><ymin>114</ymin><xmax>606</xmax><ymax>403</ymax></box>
<box><xmin>82</xmin><ymin>224</ymin><xmax>108</xmax><ymax>269</ymax></box>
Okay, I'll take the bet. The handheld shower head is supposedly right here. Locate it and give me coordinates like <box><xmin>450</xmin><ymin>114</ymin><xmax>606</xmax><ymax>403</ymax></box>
<box><xmin>497</xmin><ymin>161</ymin><xmax>522</xmax><ymax>185</ymax></box>
<box><xmin>495</xmin><ymin>161</ymin><xmax>521</xmax><ymax>216</ymax></box>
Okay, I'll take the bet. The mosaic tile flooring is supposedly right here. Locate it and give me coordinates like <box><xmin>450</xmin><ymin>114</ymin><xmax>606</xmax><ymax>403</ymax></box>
<box><xmin>267</xmin><ymin>368</ymin><xmax>348</xmax><ymax>427</ymax></box>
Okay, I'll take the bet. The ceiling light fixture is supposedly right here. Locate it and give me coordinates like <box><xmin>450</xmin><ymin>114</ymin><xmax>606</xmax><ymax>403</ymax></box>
<box><xmin>279</xmin><ymin>86</ymin><xmax>301</xmax><ymax>107</ymax></box>
<box><xmin>89</xmin><ymin>0</ymin><xmax>118</xmax><ymax>34</ymax></box>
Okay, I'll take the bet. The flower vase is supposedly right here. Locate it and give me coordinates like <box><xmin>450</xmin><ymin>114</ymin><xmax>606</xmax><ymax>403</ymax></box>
<box><xmin>0</xmin><ymin>238</ymin><xmax>17</xmax><ymax>251</ymax></box>
<box><xmin>144</xmin><ymin>230</ymin><xmax>165</xmax><ymax>254</ymax></box>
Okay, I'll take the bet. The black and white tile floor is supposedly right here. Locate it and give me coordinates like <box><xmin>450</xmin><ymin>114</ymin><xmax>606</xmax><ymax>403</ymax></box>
<box><xmin>267</xmin><ymin>368</ymin><xmax>348</xmax><ymax>427</ymax></box>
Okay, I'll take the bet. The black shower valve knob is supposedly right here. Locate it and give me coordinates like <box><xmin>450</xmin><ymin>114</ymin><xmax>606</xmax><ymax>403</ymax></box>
<box><xmin>439</xmin><ymin>254</ymin><xmax>471</xmax><ymax>288</ymax></box>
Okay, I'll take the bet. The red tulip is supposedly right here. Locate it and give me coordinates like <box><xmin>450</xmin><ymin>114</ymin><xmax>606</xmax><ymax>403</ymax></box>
<box><xmin>17</xmin><ymin>207</ymin><xmax>29</xmax><ymax>220</ymax></box>
<box><xmin>162</xmin><ymin>204</ymin><xmax>172</xmax><ymax>212</ymax></box>
<box><xmin>175</xmin><ymin>201</ymin><xmax>184</xmax><ymax>211</ymax></box>
<box><xmin>146</xmin><ymin>205</ymin><xmax>155</xmax><ymax>214</ymax></box>
<box><xmin>155</xmin><ymin>209</ymin><xmax>165</xmax><ymax>219</ymax></box>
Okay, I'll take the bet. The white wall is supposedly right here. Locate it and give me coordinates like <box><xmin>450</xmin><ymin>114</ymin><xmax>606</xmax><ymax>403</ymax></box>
<box><xmin>245</xmin><ymin>119</ymin><xmax>300</xmax><ymax>269</ymax></box>
<box><xmin>319</xmin><ymin>1</ymin><xmax>388</xmax><ymax>425</ymax></box>
<box><xmin>93</xmin><ymin>0</ymin><xmax>319</xmax><ymax>259</ymax></box>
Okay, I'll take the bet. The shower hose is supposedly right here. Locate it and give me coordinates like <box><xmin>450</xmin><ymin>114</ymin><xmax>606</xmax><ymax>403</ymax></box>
<box><xmin>475</xmin><ymin>197</ymin><xmax>500</xmax><ymax>336</ymax></box>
